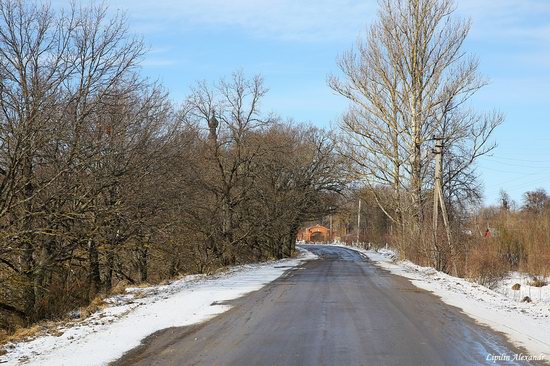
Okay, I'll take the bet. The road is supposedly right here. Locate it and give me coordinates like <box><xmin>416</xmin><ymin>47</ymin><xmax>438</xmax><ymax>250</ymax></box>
<box><xmin>114</xmin><ymin>245</ymin><xmax>541</xmax><ymax>366</ymax></box>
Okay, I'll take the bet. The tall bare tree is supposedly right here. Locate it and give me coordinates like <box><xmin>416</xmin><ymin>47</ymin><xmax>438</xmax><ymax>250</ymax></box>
<box><xmin>185</xmin><ymin>72</ymin><xmax>273</xmax><ymax>265</ymax></box>
<box><xmin>329</xmin><ymin>0</ymin><xmax>502</xmax><ymax>256</ymax></box>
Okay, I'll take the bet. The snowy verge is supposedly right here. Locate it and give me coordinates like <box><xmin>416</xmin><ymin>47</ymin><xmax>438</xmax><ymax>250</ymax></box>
<box><xmin>332</xmin><ymin>243</ymin><xmax>550</xmax><ymax>360</ymax></box>
<box><xmin>495</xmin><ymin>272</ymin><xmax>550</xmax><ymax>306</ymax></box>
<box><xmin>1</xmin><ymin>248</ymin><xmax>318</xmax><ymax>366</ymax></box>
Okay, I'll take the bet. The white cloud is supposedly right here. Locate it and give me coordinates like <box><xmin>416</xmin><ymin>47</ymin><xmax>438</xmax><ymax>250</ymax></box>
<box><xmin>457</xmin><ymin>0</ymin><xmax>550</xmax><ymax>43</ymax></box>
<box><xmin>141</xmin><ymin>58</ymin><xmax>178</xmax><ymax>67</ymax></box>
<box><xmin>108</xmin><ymin>0</ymin><xmax>376</xmax><ymax>42</ymax></box>
<box><xmin>50</xmin><ymin>1</ymin><xmax>550</xmax><ymax>46</ymax></box>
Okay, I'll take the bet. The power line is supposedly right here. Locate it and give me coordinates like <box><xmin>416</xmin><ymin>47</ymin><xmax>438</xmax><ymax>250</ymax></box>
<box><xmin>483</xmin><ymin>155</ymin><xmax>550</xmax><ymax>164</ymax></box>
<box><xmin>480</xmin><ymin>156</ymin><xmax>550</xmax><ymax>169</ymax></box>
<box><xmin>499</xmin><ymin>174</ymin><xmax>550</xmax><ymax>192</ymax></box>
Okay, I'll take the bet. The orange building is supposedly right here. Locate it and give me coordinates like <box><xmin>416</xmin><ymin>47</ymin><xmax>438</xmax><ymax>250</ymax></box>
<box><xmin>297</xmin><ymin>224</ymin><xmax>331</xmax><ymax>242</ymax></box>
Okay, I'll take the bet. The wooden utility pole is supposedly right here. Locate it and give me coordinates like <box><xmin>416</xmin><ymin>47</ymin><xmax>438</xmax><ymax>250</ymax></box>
<box><xmin>432</xmin><ymin>137</ymin><xmax>456</xmax><ymax>274</ymax></box>
<box><xmin>329</xmin><ymin>214</ymin><xmax>333</xmax><ymax>242</ymax></box>
<box><xmin>432</xmin><ymin>138</ymin><xmax>442</xmax><ymax>242</ymax></box>
<box><xmin>357</xmin><ymin>198</ymin><xmax>361</xmax><ymax>243</ymax></box>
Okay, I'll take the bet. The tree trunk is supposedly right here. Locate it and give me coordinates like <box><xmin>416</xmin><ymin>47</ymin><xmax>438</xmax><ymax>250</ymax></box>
<box><xmin>21</xmin><ymin>241</ymin><xmax>35</xmax><ymax>321</ymax></box>
<box><xmin>104</xmin><ymin>248</ymin><xmax>115</xmax><ymax>292</ymax></box>
<box><xmin>88</xmin><ymin>239</ymin><xmax>102</xmax><ymax>299</ymax></box>
<box><xmin>139</xmin><ymin>247</ymin><xmax>148</xmax><ymax>282</ymax></box>
<box><xmin>21</xmin><ymin>155</ymin><xmax>36</xmax><ymax>321</ymax></box>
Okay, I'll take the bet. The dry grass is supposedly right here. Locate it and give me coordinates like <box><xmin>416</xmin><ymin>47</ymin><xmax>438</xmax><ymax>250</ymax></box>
<box><xmin>126</xmin><ymin>282</ymin><xmax>153</xmax><ymax>289</ymax></box>
<box><xmin>528</xmin><ymin>277</ymin><xmax>548</xmax><ymax>288</ymax></box>
<box><xmin>131</xmin><ymin>291</ymin><xmax>147</xmax><ymax>300</ymax></box>
<box><xmin>0</xmin><ymin>294</ymin><xmax>110</xmax><ymax>350</ymax></box>
<box><xmin>469</xmin><ymin>210</ymin><xmax>550</xmax><ymax>281</ymax></box>
<box><xmin>0</xmin><ymin>324</ymin><xmax>42</xmax><ymax>346</ymax></box>
<box><xmin>110</xmin><ymin>281</ymin><xmax>130</xmax><ymax>296</ymax></box>
<box><xmin>0</xmin><ymin>317</ymin><xmax>72</xmax><ymax>352</ymax></box>
<box><xmin>79</xmin><ymin>295</ymin><xmax>107</xmax><ymax>319</ymax></box>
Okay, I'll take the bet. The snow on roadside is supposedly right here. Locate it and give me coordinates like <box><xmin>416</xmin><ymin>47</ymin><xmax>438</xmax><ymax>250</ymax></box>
<box><xmin>1</xmin><ymin>248</ymin><xmax>318</xmax><ymax>366</ymax></box>
<box><xmin>335</xmin><ymin>243</ymin><xmax>550</xmax><ymax>360</ymax></box>
<box><xmin>495</xmin><ymin>273</ymin><xmax>550</xmax><ymax>306</ymax></box>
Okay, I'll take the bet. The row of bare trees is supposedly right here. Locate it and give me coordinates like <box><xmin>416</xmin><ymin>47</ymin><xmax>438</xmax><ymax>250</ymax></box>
<box><xmin>0</xmin><ymin>1</ymin><xmax>345</xmax><ymax>331</ymax></box>
<box><xmin>330</xmin><ymin>0</ymin><xmax>502</xmax><ymax>272</ymax></box>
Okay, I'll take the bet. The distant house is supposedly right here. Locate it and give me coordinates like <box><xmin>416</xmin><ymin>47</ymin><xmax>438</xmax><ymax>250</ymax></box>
<box><xmin>297</xmin><ymin>224</ymin><xmax>331</xmax><ymax>242</ymax></box>
<box><xmin>484</xmin><ymin>228</ymin><xmax>498</xmax><ymax>238</ymax></box>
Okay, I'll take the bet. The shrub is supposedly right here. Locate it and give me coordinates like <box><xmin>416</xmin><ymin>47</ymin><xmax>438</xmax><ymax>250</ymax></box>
<box><xmin>466</xmin><ymin>242</ymin><xmax>509</xmax><ymax>289</ymax></box>
<box><xmin>528</xmin><ymin>277</ymin><xmax>548</xmax><ymax>288</ymax></box>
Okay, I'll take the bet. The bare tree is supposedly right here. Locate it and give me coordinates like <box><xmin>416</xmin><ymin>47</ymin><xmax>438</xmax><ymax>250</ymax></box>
<box><xmin>0</xmin><ymin>0</ymin><xmax>145</xmax><ymax>321</ymax></box>
<box><xmin>522</xmin><ymin>188</ymin><xmax>550</xmax><ymax>214</ymax></box>
<box><xmin>329</xmin><ymin>0</ymin><xmax>502</xmax><ymax>256</ymax></box>
<box><xmin>249</xmin><ymin>123</ymin><xmax>345</xmax><ymax>258</ymax></box>
<box><xmin>184</xmin><ymin>72</ymin><xmax>272</xmax><ymax>265</ymax></box>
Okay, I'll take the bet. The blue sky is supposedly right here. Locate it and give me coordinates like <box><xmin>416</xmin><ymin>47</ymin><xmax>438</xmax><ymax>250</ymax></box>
<box><xmin>77</xmin><ymin>0</ymin><xmax>550</xmax><ymax>206</ymax></box>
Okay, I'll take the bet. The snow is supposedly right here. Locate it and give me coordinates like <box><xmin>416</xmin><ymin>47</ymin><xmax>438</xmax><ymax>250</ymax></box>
<box><xmin>495</xmin><ymin>272</ymin><xmax>550</xmax><ymax>306</ymax></box>
<box><xmin>0</xmin><ymin>248</ymin><xmax>318</xmax><ymax>366</ymax></box>
<box><xmin>337</xmin><ymin>243</ymin><xmax>550</xmax><ymax>360</ymax></box>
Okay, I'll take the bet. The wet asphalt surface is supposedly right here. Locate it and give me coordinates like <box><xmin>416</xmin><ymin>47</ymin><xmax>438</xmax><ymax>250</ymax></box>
<box><xmin>114</xmin><ymin>245</ymin><xmax>544</xmax><ymax>366</ymax></box>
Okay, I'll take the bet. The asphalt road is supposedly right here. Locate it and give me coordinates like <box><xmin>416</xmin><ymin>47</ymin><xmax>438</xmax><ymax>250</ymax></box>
<box><xmin>114</xmin><ymin>245</ymin><xmax>542</xmax><ymax>366</ymax></box>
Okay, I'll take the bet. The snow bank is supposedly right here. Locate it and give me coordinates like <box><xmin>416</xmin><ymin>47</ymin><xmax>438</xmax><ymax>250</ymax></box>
<box><xmin>1</xmin><ymin>248</ymin><xmax>318</xmax><ymax>366</ymax></box>
<box><xmin>339</xmin><ymin>243</ymin><xmax>550</xmax><ymax>360</ymax></box>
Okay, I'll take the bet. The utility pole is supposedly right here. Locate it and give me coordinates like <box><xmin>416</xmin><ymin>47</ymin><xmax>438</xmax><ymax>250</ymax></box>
<box><xmin>329</xmin><ymin>213</ymin><xmax>333</xmax><ymax>242</ymax></box>
<box><xmin>432</xmin><ymin>138</ymin><xmax>442</xmax><ymax>269</ymax></box>
<box><xmin>357</xmin><ymin>198</ymin><xmax>361</xmax><ymax>244</ymax></box>
<box><xmin>433</xmin><ymin>138</ymin><xmax>441</xmax><ymax>242</ymax></box>
<box><xmin>432</xmin><ymin>137</ymin><xmax>456</xmax><ymax>274</ymax></box>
